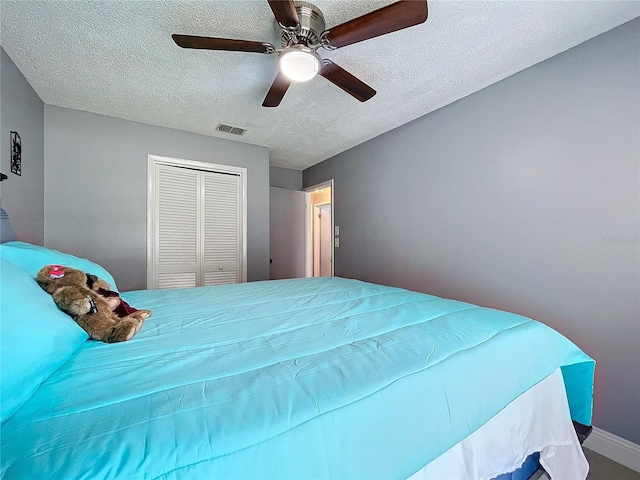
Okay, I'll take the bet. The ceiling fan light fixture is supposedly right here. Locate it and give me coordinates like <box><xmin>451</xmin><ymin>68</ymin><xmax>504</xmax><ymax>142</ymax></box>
<box><xmin>278</xmin><ymin>45</ymin><xmax>321</xmax><ymax>82</ymax></box>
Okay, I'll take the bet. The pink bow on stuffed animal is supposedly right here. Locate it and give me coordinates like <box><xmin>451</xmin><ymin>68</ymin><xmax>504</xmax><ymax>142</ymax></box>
<box><xmin>49</xmin><ymin>265</ymin><xmax>65</xmax><ymax>279</ymax></box>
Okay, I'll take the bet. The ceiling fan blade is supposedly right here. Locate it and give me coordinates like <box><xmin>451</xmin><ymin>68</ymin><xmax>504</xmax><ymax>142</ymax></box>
<box><xmin>324</xmin><ymin>0</ymin><xmax>428</xmax><ymax>49</ymax></box>
<box><xmin>262</xmin><ymin>71</ymin><xmax>292</xmax><ymax>107</ymax></box>
<box><xmin>320</xmin><ymin>61</ymin><xmax>376</xmax><ymax>102</ymax></box>
<box><xmin>172</xmin><ymin>34</ymin><xmax>276</xmax><ymax>54</ymax></box>
<box><xmin>267</xmin><ymin>0</ymin><xmax>299</xmax><ymax>28</ymax></box>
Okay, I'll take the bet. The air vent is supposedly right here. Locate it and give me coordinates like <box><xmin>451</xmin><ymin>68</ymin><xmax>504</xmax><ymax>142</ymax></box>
<box><xmin>216</xmin><ymin>124</ymin><xmax>246</xmax><ymax>136</ymax></box>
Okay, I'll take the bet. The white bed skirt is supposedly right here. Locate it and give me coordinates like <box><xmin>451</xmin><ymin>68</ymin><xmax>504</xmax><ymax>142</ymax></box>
<box><xmin>409</xmin><ymin>368</ymin><xmax>588</xmax><ymax>480</ymax></box>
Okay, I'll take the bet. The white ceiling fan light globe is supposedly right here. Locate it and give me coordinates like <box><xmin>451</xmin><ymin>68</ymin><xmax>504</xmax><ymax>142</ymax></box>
<box><xmin>278</xmin><ymin>45</ymin><xmax>321</xmax><ymax>83</ymax></box>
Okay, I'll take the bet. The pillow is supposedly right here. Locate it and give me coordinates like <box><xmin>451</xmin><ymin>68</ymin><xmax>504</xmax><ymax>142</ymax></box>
<box><xmin>0</xmin><ymin>241</ymin><xmax>118</xmax><ymax>291</ymax></box>
<box><xmin>0</xmin><ymin>258</ymin><xmax>89</xmax><ymax>422</ymax></box>
<box><xmin>0</xmin><ymin>206</ymin><xmax>18</xmax><ymax>243</ymax></box>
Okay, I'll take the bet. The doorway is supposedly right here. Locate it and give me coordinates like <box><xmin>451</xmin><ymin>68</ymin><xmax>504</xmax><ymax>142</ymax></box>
<box><xmin>305</xmin><ymin>180</ymin><xmax>334</xmax><ymax>277</ymax></box>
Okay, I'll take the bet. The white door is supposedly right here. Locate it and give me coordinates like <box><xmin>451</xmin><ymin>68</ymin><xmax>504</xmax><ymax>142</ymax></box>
<box><xmin>155</xmin><ymin>164</ymin><xmax>199</xmax><ymax>288</ymax></box>
<box><xmin>313</xmin><ymin>203</ymin><xmax>333</xmax><ymax>277</ymax></box>
<box><xmin>269</xmin><ymin>187</ymin><xmax>306</xmax><ymax>279</ymax></box>
<box><xmin>202</xmin><ymin>172</ymin><xmax>241</xmax><ymax>285</ymax></box>
<box><xmin>318</xmin><ymin>204</ymin><xmax>332</xmax><ymax>277</ymax></box>
<box><xmin>148</xmin><ymin>155</ymin><xmax>246</xmax><ymax>289</ymax></box>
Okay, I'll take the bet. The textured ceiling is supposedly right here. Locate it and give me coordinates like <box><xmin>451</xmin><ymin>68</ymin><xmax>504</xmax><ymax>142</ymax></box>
<box><xmin>1</xmin><ymin>1</ymin><xmax>638</xmax><ymax>169</ymax></box>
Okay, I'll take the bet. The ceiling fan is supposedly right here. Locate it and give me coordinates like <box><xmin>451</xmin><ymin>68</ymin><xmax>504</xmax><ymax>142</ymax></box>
<box><xmin>172</xmin><ymin>0</ymin><xmax>428</xmax><ymax>107</ymax></box>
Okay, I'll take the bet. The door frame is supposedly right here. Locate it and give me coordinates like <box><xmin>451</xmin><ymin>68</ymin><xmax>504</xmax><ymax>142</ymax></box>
<box><xmin>146</xmin><ymin>154</ymin><xmax>248</xmax><ymax>288</ymax></box>
<box><xmin>303</xmin><ymin>179</ymin><xmax>334</xmax><ymax>277</ymax></box>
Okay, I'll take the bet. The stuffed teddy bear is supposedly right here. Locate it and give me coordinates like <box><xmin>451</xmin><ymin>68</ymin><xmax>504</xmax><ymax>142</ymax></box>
<box><xmin>36</xmin><ymin>264</ymin><xmax>151</xmax><ymax>343</ymax></box>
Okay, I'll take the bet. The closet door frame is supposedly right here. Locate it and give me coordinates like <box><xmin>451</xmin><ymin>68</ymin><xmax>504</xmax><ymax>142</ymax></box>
<box><xmin>147</xmin><ymin>154</ymin><xmax>247</xmax><ymax>289</ymax></box>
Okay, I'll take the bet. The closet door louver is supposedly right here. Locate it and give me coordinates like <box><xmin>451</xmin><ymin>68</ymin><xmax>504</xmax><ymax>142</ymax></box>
<box><xmin>151</xmin><ymin>162</ymin><xmax>243</xmax><ymax>289</ymax></box>
<box><xmin>156</xmin><ymin>165</ymin><xmax>200</xmax><ymax>288</ymax></box>
<box><xmin>203</xmin><ymin>172</ymin><xmax>241</xmax><ymax>285</ymax></box>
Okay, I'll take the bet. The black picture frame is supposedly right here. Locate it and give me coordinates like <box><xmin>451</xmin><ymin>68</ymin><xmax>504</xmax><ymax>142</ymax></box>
<box><xmin>11</xmin><ymin>131</ymin><xmax>21</xmax><ymax>176</ymax></box>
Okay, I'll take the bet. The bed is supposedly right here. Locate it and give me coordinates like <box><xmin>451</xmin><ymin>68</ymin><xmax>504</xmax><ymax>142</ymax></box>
<box><xmin>0</xmin><ymin>241</ymin><xmax>595</xmax><ymax>479</ymax></box>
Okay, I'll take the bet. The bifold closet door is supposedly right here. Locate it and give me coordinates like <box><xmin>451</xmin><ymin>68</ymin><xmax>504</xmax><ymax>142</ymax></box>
<box><xmin>156</xmin><ymin>165</ymin><xmax>200</xmax><ymax>288</ymax></box>
<box><xmin>202</xmin><ymin>172</ymin><xmax>241</xmax><ymax>286</ymax></box>
<box><xmin>152</xmin><ymin>164</ymin><xmax>242</xmax><ymax>289</ymax></box>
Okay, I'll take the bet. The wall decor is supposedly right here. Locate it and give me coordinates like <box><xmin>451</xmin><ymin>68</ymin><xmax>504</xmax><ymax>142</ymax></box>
<box><xmin>11</xmin><ymin>131</ymin><xmax>21</xmax><ymax>176</ymax></box>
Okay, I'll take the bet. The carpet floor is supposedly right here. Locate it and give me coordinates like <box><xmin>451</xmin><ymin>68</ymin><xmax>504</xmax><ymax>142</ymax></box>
<box><xmin>583</xmin><ymin>448</ymin><xmax>640</xmax><ymax>480</ymax></box>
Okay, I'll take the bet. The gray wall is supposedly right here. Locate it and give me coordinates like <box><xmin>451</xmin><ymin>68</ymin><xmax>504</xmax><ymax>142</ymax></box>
<box><xmin>0</xmin><ymin>48</ymin><xmax>44</xmax><ymax>244</ymax></box>
<box><xmin>270</xmin><ymin>166</ymin><xmax>302</xmax><ymax>190</ymax></box>
<box><xmin>304</xmin><ymin>19</ymin><xmax>640</xmax><ymax>444</ymax></box>
<box><xmin>44</xmin><ymin>106</ymin><xmax>270</xmax><ymax>291</ymax></box>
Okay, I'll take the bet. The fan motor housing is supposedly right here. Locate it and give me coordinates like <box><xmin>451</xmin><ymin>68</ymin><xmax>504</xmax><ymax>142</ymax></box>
<box><xmin>279</xmin><ymin>1</ymin><xmax>326</xmax><ymax>47</ymax></box>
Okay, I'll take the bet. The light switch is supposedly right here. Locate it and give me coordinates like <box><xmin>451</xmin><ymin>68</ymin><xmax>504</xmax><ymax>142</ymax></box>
<box><xmin>335</xmin><ymin>226</ymin><xmax>340</xmax><ymax>236</ymax></box>
<box><xmin>334</xmin><ymin>237</ymin><xmax>340</xmax><ymax>248</ymax></box>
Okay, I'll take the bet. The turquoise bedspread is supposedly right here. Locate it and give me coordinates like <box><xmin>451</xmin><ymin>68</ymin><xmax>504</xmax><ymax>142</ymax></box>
<box><xmin>1</xmin><ymin>277</ymin><xmax>594</xmax><ymax>479</ymax></box>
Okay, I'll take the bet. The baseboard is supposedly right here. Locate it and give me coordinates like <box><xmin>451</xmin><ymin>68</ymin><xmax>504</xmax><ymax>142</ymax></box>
<box><xmin>583</xmin><ymin>426</ymin><xmax>640</xmax><ymax>473</ymax></box>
